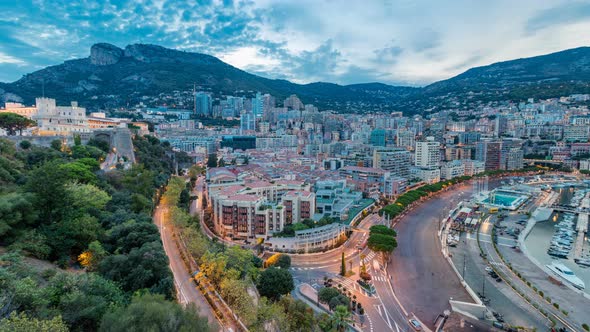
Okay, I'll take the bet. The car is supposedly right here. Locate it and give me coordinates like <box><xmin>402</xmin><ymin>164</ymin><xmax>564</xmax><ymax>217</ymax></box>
<box><xmin>484</xmin><ymin>266</ymin><xmax>493</xmax><ymax>273</ymax></box>
<box><xmin>495</xmin><ymin>277</ymin><xmax>502</xmax><ymax>282</ymax></box>
<box><xmin>409</xmin><ymin>319</ymin><xmax>422</xmax><ymax>331</ymax></box>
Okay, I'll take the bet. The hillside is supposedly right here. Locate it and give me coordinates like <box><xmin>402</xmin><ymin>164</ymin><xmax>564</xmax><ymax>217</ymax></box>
<box><xmin>0</xmin><ymin>43</ymin><xmax>415</xmax><ymax>110</ymax></box>
<box><xmin>1</xmin><ymin>44</ymin><xmax>590</xmax><ymax>113</ymax></box>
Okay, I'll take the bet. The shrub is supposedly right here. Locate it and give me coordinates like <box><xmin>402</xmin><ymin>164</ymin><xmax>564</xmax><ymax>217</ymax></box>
<box><xmin>553</xmin><ymin>303</ymin><xmax>559</xmax><ymax>309</ymax></box>
<box><xmin>582</xmin><ymin>323</ymin><xmax>589</xmax><ymax>331</ymax></box>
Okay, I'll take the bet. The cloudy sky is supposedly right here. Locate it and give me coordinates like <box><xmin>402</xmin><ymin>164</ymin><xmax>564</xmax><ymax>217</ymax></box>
<box><xmin>0</xmin><ymin>0</ymin><xmax>589</xmax><ymax>85</ymax></box>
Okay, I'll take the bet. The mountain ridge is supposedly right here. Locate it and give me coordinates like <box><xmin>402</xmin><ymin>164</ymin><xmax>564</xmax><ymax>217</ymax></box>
<box><xmin>1</xmin><ymin>43</ymin><xmax>590</xmax><ymax>113</ymax></box>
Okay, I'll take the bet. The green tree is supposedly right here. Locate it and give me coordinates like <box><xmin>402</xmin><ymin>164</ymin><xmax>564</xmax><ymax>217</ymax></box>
<box><xmin>0</xmin><ymin>113</ymin><xmax>36</xmax><ymax>135</ymax></box>
<box><xmin>99</xmin><ymin>241</ymin><xmax>173</xmax><ymax>298</ymax></box>
<box><xmin>369</xmin><ymin>225</ymin><xmax>396</xmax><ymax>237</ymax></box>
<box><xmin>98</xmin><ymin>293</ymin><xmax>211</xmax><ymax>332</ymax></box>
<box><xmin>19</xmin><ymin>140</ymin><xmax>31</xmax><ymax>149</ymax></box>
<box><xmin>219</xmin><ymin>278</ymin><xmax>257</xmax><ymax>325</ymax></box>
<box><xmin>278</xmin><ymin>295</ymin><xmax>317</xmax><ymax>332</ymax></box>
<box><xmin>328</xmin><ymin>295</ymin><xmax>349</xmax><ymax>311</ymax></box>
<box><xmin>332</xmin><ymin>305</ymin><xmax>353</xmax><ymax>332</ymax></box>
<box><xmin>0</xmin><ymin>312</ymin><xmax>68</xmax><ymax>332</ymax></box>
<box><xmin>367</xmin><ymin>233</ymin><xmax>397</xmax><ymax>263</ymax></box>
<box><xmin>78</xmin><ymin>240</ymin><xmax>107</xmax><ymax>271</ymax></box>
<box><xmin>64</xmin><ymin>182</ymin><xmax>111</xmax><ymax>215</ymax></box>
<box><xmin>26</xmin><ymin>160</ymin><xmax>68</xmax><ymax>223</ymax></box>
<box><xmin>318</xmin><ymin>287</ymin><xmax>340</xmax><ymax>304</ymax></box>
<box><xmin>51</xmin><ymin>139</ymin><xmax>63</xmax><ymax>151</ymax></box>
<box><xmin>47</xmin><ymin>273</ymin><xmax>125</xmax><ymax>331</ymax></box>
<box><xmin>103</xmin><ymin>221</ymin><xmax>161</xmax><ymax>254</ymax></box>
<box><xmin>257</xmin><ymin>267</ymin><xmax>294</xmax><ymax>301</ymax></box>
<box><xmin>47</xmin><ymin>214</ymin><xmax>104</xmax><ymax>260</ymax></box>
<box><xmin>340</xmin><ymin>252</ymin><xmax>346</xmax><ymax>276</ymax></box>
<box><xmin>265</xmin><ymin>253</ymin><xmax>291</xmax><ymax>269</ymax></box>
<box><xmin>206</xmin><ymin>153</ymin><xmax>218</xmax><ymax>168</ymax></box>
<box><xmin>0</xmin><ymin>192</ymin><xmax>38</xmax><ymax>238</ymax></box>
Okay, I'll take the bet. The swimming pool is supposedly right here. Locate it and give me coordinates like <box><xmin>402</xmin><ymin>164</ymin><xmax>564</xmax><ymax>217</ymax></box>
<box><xmin>482</xmin><ymin>190</ymin><xmax>529</xmax><ymax>210</ymax></box>
<box><xmin>484</xmin><ymin>193</ymin><xmax>519</xmax><ymax>206</ymax></box>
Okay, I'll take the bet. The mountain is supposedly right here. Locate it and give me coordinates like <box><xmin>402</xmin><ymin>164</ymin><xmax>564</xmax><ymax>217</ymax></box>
<box><xmin>0</xmin><ymin>43</ymin><xmax>416</xmax><ymax>111</ymax></box>
<box><xmin>1</xmin><ymin>44</ymin><xmax>590</xmax><ymax>113</ymax></box>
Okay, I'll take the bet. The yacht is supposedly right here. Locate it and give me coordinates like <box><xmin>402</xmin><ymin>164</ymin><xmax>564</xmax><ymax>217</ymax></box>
<box><xmin>547</xmin><ymin>249</ymin><xmax>569</xmax><ymax>258</ymax></box>
<box><xmin>575</xmin><ymin>258</ymin><xmax>590</xmax><ymax>268</ymax></box>
<box><xmin>546</xmin><ymin>262</ymin><xmax>585</xmax><ymax>290</ymax></box>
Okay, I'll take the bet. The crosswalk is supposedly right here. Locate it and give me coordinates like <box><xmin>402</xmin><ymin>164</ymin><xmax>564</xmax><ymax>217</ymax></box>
<box><xmin>363</xmin><ymin>252</ymin><xmax>376</xmax><ymax>264</ymax></box>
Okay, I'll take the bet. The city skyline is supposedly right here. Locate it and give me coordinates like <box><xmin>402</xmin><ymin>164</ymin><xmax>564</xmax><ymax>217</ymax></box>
<box><xmin>0</xmin><ymin>0</ymin><xmax>589</xmax><ymax>85</ymax></box>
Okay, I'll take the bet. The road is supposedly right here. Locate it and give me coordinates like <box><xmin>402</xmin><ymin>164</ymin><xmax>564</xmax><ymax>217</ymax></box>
<box><xmin>154</xmin><ymin>196</ymin><xmax>222</xmax><ymax>331</ymax></box>
<box><xmin>388</xmin><ymin>182</ymin><xmax>477</xmax><ymax>328</ymax></box>
<box><xmin>480</xmin><ymin>215</ymin><xmax>577</xmax><ymax>331</ymax></box>
<box><xmin>290</xmin><ymin>213</ymin><xmax>414</xmax><ymax>332</ymax></box>
<box><xmin>449</xmin><ymin>226</ymin><xmax>548</xmax><ymax>330</ymax></box>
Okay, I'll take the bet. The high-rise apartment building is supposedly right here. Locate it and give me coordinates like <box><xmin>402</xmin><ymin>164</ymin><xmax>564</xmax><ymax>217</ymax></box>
<box><xmin>195</xmin><ymin>92</ymin><xmax>212</xmax><ymax>116</ymax></box>
<box><xmin>414</xmin><ymin>136</ymin><xmax>440</xmax><ymax>168</ymax></box>
<box><xmin>372</xmin><ymin>147</ymin><xmax>412</xmax><ymax>178</ymax></box>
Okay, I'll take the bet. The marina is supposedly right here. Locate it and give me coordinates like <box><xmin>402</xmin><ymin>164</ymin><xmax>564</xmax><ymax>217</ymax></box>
<box><xmin>525</xmin><ymin>186</ymin><xmax>590</xmax><ymax>295</ymax></box>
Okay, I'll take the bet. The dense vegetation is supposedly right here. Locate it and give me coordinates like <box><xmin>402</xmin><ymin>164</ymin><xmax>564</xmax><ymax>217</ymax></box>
<box><xmin>0</xmin><ymin>135</ymin><xmax>210</xmax><ymax>331</ymax></box>
<box><xmin>164</xmin><ymin>176</ymin><xmax>346</xmax><ymax>331</ymax></box>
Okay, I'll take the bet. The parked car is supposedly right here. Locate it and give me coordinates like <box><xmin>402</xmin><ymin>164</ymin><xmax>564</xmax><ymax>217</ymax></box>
<box><xmin>409</xmin><ymin>319</ymin><xmax>422</xmax><ymax>331</ymax></box>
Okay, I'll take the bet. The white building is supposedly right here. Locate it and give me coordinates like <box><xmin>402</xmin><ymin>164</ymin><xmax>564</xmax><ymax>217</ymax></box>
<box><xmin>462</xmin><ymin>159</ymin><xmax>486</xmax><ymax>176</ymax></box>
<box><xmin>415</xmin><ymin>136</ymin><xmax>440</xmax><ymax>168</ymax></box>
<box><xmin>441</xmin><ymin>160</ymin><xmax>465</xmax><ymax>180</ymax></box>
<box><xmin>412</xmin><ymin>167</ymin><xmax>441</xmax><ymax>184</ymax></box>
<box><xmin>33</xmin><ymin>98</ymin><xmax>90</xmax><ymax>136</ymax></box>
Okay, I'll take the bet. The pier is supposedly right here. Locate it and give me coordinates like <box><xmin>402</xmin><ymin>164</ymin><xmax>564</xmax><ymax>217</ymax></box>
<box><xmin>574</xmin><ymin>192</ymin><xmax>590</xmax><ymax>261</ymax></box>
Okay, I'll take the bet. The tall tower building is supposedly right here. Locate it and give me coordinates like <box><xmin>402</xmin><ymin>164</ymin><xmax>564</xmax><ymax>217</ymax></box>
<box><xmin>414</xmin><ymin>136</ymin><xmax>440</xmax><ymax>168</ymax></box>
<box><xmin>195</xmin><ymin>92</ymin><xmax>212</xmax><ymax>117</ymax></box>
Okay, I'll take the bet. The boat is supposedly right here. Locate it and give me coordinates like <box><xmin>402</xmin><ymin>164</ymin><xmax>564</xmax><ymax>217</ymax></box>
<box><xmin>546</xmin><ymin>261</ymin><xmax>585</xmax><ymax>289</ymax></box>
<box><xmin>547</xmin><ymin>250</ymin><xmax>569</xmax><ymax>258</ymax></box>
<box><xmin>575</xmin><ymin>258</ymin><xmax>590</xmax><ymax>268</ymax></box>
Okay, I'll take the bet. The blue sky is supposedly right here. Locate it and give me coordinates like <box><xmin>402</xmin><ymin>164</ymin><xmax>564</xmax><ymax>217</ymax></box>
<box><xmin>0</xmin><ymin>0</ymin><xmax>589</xmax><ymax>85</ymax></box>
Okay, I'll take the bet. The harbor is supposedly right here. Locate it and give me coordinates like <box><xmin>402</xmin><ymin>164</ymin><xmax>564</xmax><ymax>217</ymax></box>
<box><xmin>524</xmin><ymin>186</ymin><xmax>590</xmax><ymax>294</ymax></box>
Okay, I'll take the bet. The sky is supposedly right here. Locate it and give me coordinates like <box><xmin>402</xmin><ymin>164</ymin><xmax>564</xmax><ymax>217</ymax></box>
<box><xmin>0</xmin><ymin>0</ymin><xmax>589</xmax><ymax>86</ymax></box>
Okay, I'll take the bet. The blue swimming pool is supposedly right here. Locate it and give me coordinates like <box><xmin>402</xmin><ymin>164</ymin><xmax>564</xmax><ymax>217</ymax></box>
<box><xmin>484</xmin><ymin>193</ymin><xmax>519</xmax><ymax>206</ymax></box>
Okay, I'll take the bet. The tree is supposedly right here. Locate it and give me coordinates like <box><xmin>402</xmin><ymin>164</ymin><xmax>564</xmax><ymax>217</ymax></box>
<box><xmin>27</xmin><ymin>160</ymin><xmax>69</xmax><ymax>223</ymax></box>
<box><xmin>99</xmin><ymin>241</ymin><xmax>173</xmax><ymax>298</ymax></box>
<box><xmin>257</xmin><ymin>267</ymin><xmax>294</xmax><ymax>301</ymax></box>
<box><xmin>98</xmin><ymin>293</ymin><xmax>211</xmax><ymax>332</ymax></box>
<box><xmin>78</xmin><ymin>240</ymin><xmax>107</xmax><ymax>271</ymax></box>
<box><xmin>206</xmin><ymin>153</ymin><xmax>218</xmax><ymax>168</ymax></box>
<box><xmin>369</xmin><ymin>225</ymin><xmax>396</xmax><ymax>237</ymax></box>
<box><xmin>278</xmin><ymin>295</ymin><xmax>317</xmax><ymax>332</ymax></box>
<box><xmin>19</xmin><ymin>140</ymin><xmax>31</xmax><ymax>149</ymax></box>
<box><xmin>64</xmin><ymin>182</ymin><xmax>111</xmax><ymax>215</ymax></box>
<box><xmin>219</xmin><ymin>278</ymin><xmax>257</xmax><ymax>325</ymax></box>
<box><xmin>367</xmin><ymin>233</ymin><xmax>397</xmax><ymax>263</ymax></box>
<box><xmin>265</xmin><ymin>253</ymin><xmax>291</xmax><ymax>269</ymax></box>
<box><xmin>328</xmin><ymin>295</ymin><xmax>349</xmax><ymax>311</ymax></box>
<box><xmin>0</xmin><ymin>312</ymin><xmax>68</xmax><ymax>332</ymax></box>
<box><xmin>332</xmin><ymin>305</ymin><xmax>353</xmax><ymax>332</ymax></box>
<box><xmin>46</xmin><ymin>214</ymin><xmax>105</xmax><ymax>260</ymax></box>
<box><xmin>340</xmin><ymin>252</ymin><xmax>346</xmax><ymax>276</ymax></box>
<box><xmin>318</xmin><ymin>287</ymin><xmax>340</xmax><ymax>304</ymax></box>
<box><xmin>0</xmin><ymin>192</ymin><xmax>38</xmax><ymax>238</ymax></box>
<box><xmin>0</xmin><ymin>113</ymin><xmax>35</xmax><ymax>135</ymax></box>
<box><xmin>51</xmin><ymin>139</ymin><xmax>63</xmax><ymax>151</ymax></box>
<box><xmin>47</xmin><ymin>273</ymin><xmax>125</xmax><ymax>331</ymax></box>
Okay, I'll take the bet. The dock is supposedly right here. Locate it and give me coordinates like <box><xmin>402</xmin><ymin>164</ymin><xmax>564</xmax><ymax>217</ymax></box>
<box><xmin>574</xmin><ymin>213</ymin><xmax>588</xmax><ymax>260</ymax></box>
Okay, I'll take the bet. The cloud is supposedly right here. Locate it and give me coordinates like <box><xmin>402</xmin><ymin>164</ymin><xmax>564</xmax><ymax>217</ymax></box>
<box><xmin>0</xmin><ymin>0</ymin><xmax>588</xmax><ymax>86</ymax></box>
<box><xmin>525</xmin><ymin>2</ymin><xmax>590</xmax><ymax>34</ymax></box>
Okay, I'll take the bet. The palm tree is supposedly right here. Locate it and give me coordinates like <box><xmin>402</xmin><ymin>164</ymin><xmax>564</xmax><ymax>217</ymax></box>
<box><xmin>333</xmin><ymin>305</ymin><xmax>353</xmax><ymax>332</ymax></box>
